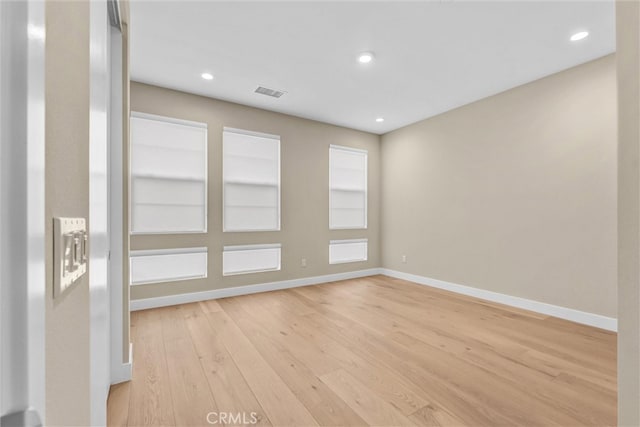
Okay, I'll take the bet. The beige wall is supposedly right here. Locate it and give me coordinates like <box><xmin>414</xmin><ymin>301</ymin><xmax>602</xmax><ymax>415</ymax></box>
<box><xmin>45</xmin><ymin>0</ymin><xmax>91</xmax><ymax>425</ymax></box>
<box><xmin>616</xmin><ymin>0</ymin><xmax>640</xmax><ymax>424</ymax></box>
<box><xmin>381</xmin><ymin>55</ymin><xmax>617</xmax><ymax>318</ymax></box>
<box><xmin>129</xmin><ymin>83</ymin><xmax>381</xmax><ymax>300</ymax></box>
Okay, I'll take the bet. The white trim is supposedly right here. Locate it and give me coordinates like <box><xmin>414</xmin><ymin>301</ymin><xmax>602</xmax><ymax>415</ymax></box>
<box><xmin>131</xmin><ymin>268</ymin><xmax>382</xmax><ymax>311</ymax></box>
<box><xmin>222</xmin><ymin>268</ymin><xmax>280</xmax><ymax>277</ymax></box>
<box><xmin>89</xmin><ymin>1</ymin><xmax>111</xmax><ymax>424</ymax></box>
<box><xmin>329</xmin><ymin>226</ymin><xmax>368</xmax><ymax>230</ymax></box>
<box><xmin>0</xmin><ymin>1</ymin><xmax>46</xmax><ymax>419</ymax></box>
<box><xmin>132</xmin><ymin>111</ymin><xmax>207</xmax><ymax>129</ymax></box>
<box><xmin>221</xmin><ymin>227</ymin><xmax>281</xmax><ymax>233</ymax></box>
<box><xmin>380</xmin><ymin>269</ymin><xmax>618</xmax><ymax>332</ymax></box>
<box><xmin>130</xmin><ymin>246</ymin><xmax>208</xmax><ymax>257</ymax></box>
<box><xmin>129</xmin><ymin>266</ymin><xmax>617</xmax><ymax>332</ymax></box>
<box><xmin>223</xmin><ymin>126</ymin><xmax>280</xmax><ymax>141</ymax></box>
<box><xmin>110</xmin><ymin>343</ymin><xmax>132</xmax><ymax>385</ymax></box>
<box><xmin>329</xmin><ymin>144</ymin><xmax>368</xmax><ymax>230</ymax></box>
<box><xmin>222</xmin><ymin>244</ymin><xmax>282</xmax><ymax>276</ymax></box>
<box><xmin>328</xmin><ymin>144</ymin><xmax>368</xmax><ymax>155</ymax></box>
<box><xmin>130</xmin><ymin>274</ymin><xmax>207</xmax><ymax>286</ymax></box>
<box><xmin>329</xmin><ymin>239</ymin><xmax>369</xmax><ymax>264</ymax></box>
<box><xmin>223</xmin><ymin>243</ymin><xmax>281</xmax><ymax>252</ymax></box>
<box><xmin>329</xmin><ymin>238</ymin><xmax>368</xmax><ymax>245</ymax></box>
<box><xmin>222</xmin><ymin>243</ymin><xmax>282</xmax><ymax>276</ymax></box>
<box><xmin>222</xmin><ymin>128</ymin><xmax>281</xmax><ymax>233</ymax></box>
<box><xmin>130</xmin><ymin>230</ymin><xmax>206</xmax><ymax>236</ymax></box>
<box><xmin>328</xmin><ymin>260</ymin><xmax>368</xmax><ymax>265</ymax></box>
<box><xmin>109</xmin><ymin>25</ymin><xmax>127</xmax><ymax>386</ymax></box>
<box><xmin>0</xmin><ymin>0</ymin><xmax>46</xmax><ymax>419</ymax></box>
<box><xmin>129</xmin><ymin>112</ymin><xmax>208</xmax><ymax>235</ymax></box>
<box><xmin>130</xmin><ymin>247</ymin><xmax>208</xmax><ymax>286</ymax></box>
<box><xmin>26</xmin><ymin>1</ymin><xmax>46</xmax><ymax>417</ymax></box>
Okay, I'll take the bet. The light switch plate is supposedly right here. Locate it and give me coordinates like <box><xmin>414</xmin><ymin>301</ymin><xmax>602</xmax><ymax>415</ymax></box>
<box><xmin>53</xmin><ymin>217</ymin><xmax>87</xmax><ymax>298</ymax></box>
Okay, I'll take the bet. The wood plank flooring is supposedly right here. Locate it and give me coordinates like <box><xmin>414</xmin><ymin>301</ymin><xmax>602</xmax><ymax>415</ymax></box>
<box><xmin>107</xmin><ymin>275</ymin><xmax>617</xmax><ymax>426</ymax></box>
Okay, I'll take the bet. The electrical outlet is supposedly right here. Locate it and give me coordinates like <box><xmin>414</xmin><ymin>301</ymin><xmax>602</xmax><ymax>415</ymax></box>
<box><xmin>301</xmin><ymin>258</ymin><xmax>307</xmax><ymax>268</ymax></box>
<box><xmin>402</xmin><ymin>255</ymin><xmax>407</xmax><ymax>263</ymax></box>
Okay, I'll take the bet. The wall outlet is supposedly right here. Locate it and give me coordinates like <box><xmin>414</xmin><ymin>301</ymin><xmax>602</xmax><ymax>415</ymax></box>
<box><xmin>301</xmin><ymin>258</ymin><xmax>307</xmax><ymax>268</ymax></box>
<box><xmin>402</xmin><ymin>255</ymin><xmax>407</xmax><ymax>263</ymax></box>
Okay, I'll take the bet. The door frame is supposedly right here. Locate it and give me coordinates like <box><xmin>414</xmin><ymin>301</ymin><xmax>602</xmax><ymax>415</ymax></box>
<box><xmin>89</xmin><ymin>0</ymin><xmax>114</xmax><ymax>424</ymax></box>
<box><xmin>0</xmin><ymin>0</ymin><xmax>46</xmax><ymax>423</ymax></box>
<box><xmin>109</xmin><ymin>2</ymin><xmax>131</xmax><ymax>385</ymax></box>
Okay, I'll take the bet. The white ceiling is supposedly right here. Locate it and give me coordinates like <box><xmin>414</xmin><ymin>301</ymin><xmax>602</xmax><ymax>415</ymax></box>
<box><xmin>130</xmin><ymin>1</ymin><xmax>615</xmax><ymax>134</ymax></box>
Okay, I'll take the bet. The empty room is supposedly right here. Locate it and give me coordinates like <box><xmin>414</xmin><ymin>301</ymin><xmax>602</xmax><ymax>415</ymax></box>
<box><xmin>1</xmin><ymin>0</ymin><xmax>640</xmax><ymax>426</ymax></box>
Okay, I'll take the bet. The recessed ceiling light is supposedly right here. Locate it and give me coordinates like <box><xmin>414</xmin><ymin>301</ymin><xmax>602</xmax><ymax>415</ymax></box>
<box><xmin>376</xmin><ymin>117</ymin><xmax>384</xmax><ymax>123</ymax></box>
<box><xmin>358</xmin><ymin>52</ymin><xmax>375</xmax><ymax>64</ymax></box>
<box><xmin>201</xmin><ymin>72</ymin><xmax>214</xmax><ymax>80</ymax></box>
<box><xmin>570</xmin><ymin>31</ymin><xmax>589</xmax><ymax>42</ymax></box>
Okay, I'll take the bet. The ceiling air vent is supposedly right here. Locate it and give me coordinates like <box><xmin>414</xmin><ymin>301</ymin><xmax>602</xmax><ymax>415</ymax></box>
<box><xmin>255</xmin><ymin>86</ymin><xmax>286</xmax><ymax>98</ymax></box>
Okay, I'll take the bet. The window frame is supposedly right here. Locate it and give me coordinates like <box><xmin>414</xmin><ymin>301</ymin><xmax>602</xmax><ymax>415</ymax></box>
<box><xmin>222</xmin><ymin>243</ymin><xmax>282</xmax><ymax>276</ymax></box>
<box><xmin>329</xmin><ymin>238</ymin><xmax>369</xmax><ymax>264</ymax></box>
<box><xmin>130</xmin><ymin>111</ymin><xmax>208</xmax><ymax>235</ymax></box>
<box><xmin>222</xmin><ymin>127</ymin><xmax>281</xmax><ymax>232</ymax></box>
<box><xmin>329</xmin><ymin>144</ymin><xmax>368</xmax><ymax>230</ymax></box>
<box><xmin>130</xmin><ymin>246</ymin><xmax>208</xmax><ymax>285</ymax></box>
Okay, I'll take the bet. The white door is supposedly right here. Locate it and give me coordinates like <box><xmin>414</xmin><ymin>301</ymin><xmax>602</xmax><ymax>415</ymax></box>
<box><xmin>0</xmin><ymin>0</ymin><xmax>47</xmax><ymax>425</ymax></box>
<box><xmin>89</xmin><ymin>0</ymin><xmax>112</xmax><ymax>425</ymax></box>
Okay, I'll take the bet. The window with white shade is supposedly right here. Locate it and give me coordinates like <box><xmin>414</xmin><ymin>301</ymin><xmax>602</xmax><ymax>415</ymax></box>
<box><xmin>223</xmin><ymin>128</ymin><xmax>280</xmax><ymax>232</ymax></box>
<box><xmin>223</xmin><ymin>244</ymin><xmax>281</xmax><ymax>276</ymax></box>
<box><xmin>130</xmin><ymin>112</ymin><xmax>207</xmax><ymax>234</ymax></box>
<box><xmin>130</xmin><ymin>247</ymin><xmax>208</xmax><ymax>285</ymax></box>
<box><xmin>329</xmin><ymin>145</ymin><xmax>367</xmax><ymax>229</ymax></box>
<box><xmin>329</xmin><ymin>239</ymin><xmax>368</xmax><ymax>264</ymax></box>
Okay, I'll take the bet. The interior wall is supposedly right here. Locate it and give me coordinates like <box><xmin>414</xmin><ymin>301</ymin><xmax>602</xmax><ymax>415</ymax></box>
<box><xmin>616</xmin><ymin>0</ymin><xmax>640</xmax><ymax>424</ymax></box>
<box><xmin>44</xmin><ymin>0</ymin><xmax>91</xmax><ymax>425</ymax></box>
<box><xmin>129</xmin><ymin>82</ymin><xmax>381</xmax><ymax>301</ymax></box>
<box><xmin>381</xmin><ymin>55</ymin><xmax>617</xmax><ymax>318</ymax></box>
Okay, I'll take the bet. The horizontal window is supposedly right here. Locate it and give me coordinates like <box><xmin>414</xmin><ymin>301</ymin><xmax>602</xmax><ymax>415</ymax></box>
<box><xmin>329</xmin><ymin>239</ymin><xmax>368</xmax><ymax>264</ymax></box>
<box><xmin>130</xmin><ymin>247</ymin><xmax>207</xmax><ymax>285</ymax></box>
<box><xmin>330</xmin><ymin>145</ymin><xmax>368</xmax><ymax>230</ymax></box>
<box><xmin>223</xmin><ymin>128</ymin><xmax>280</xmax><ymax>232</ymax></box>
<box><xmin>130</xmin><ymin>112</ymin><xmax>207</xmax><ymax>234</ymax></box>
<box><xmin>223</xmin><ymin>244</ymin><xmax>281</xmax><ymax>276</ymax></box>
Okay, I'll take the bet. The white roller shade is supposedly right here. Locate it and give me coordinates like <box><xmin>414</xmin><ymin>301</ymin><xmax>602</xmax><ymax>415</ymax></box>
<box><xmin>223</xmin><ymin>244</ymin><xmax>282</xmax><ymax>275</ymax></box>
<box><xmin>130</xmin><ymin>247</ymin><xmax>208</xmax><ymax>285</ymax></box>
<box><xmin>223</xmin><ymin>128</ymin><xmax>280</xmax><ymax>232</ymax></box>
<box><xmin>329</xmin><ymin>239</ymin><xmax>368</xmax><ymax>264</ymax></box>
<box><xmin>329</xmin><ymin>145</ymin><xmax>367</xmax><ymax>229</ymax></box>
<box><xmin>130</xmin><ymin>112</ymin><xmax>207</xmax><ymax>234</ymax></box>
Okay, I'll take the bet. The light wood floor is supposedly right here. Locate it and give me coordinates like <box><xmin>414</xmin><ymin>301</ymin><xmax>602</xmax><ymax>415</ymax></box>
<box><xmin>107</xmin><ymin>275</ymin><xmax>617</xmax><ymax>427</ymax></box>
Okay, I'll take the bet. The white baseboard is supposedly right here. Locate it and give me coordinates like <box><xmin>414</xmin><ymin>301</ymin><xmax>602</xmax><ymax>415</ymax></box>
<box><xmin>130</xmin><ymin>268</ymin><xmax>383</xmax><ymax>311</ymax></box>
<box><xmin>129</xmin><ymin>266</ymin><xmax>617</xmax><ymax>332</ymax></box>
<box><xmin>380</xmin><ymin>269</ymin><xmax>617</xmax><ymax>332</ymax></box>
<box><xmin>110</xmin><ymin>343</ymin><xmax>133</xmax><ymax>385</ymax></box>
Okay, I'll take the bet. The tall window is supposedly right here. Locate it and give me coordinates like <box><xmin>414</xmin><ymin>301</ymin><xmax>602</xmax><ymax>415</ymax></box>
<box><xmin>329</xmin><ymin>145</ymin><xmax>368</xmax><ymax>229</ymax></box>
<box><xmin>223</xmin><ymin>127</ymin><xmax>280</xmax><ymax>232</ymax></box>
<box><xmin>130</xmin><ymin>112</ymin><xmax>207</xmax><ymax>234</ymax></box>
